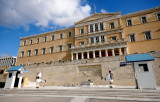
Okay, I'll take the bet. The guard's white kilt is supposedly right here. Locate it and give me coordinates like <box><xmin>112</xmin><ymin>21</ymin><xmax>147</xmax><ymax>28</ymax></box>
<box><xmin>36</xmin><ymin>79</ymin><xmax>42</xmax><ymax>83</ymax></box>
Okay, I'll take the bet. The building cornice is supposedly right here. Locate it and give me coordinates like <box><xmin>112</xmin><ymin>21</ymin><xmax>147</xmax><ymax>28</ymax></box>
<box><xmin>20</xmin><ymin>26</ymin><xmax>75</xmax><ymax>40</ymax></box>
<box><xmin>121</xmin><ymin>7</ymin><xmax>160</xmax><ymax>19</ymax></box>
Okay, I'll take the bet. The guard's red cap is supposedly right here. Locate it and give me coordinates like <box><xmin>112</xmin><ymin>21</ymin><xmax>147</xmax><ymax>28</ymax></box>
<box><xmin>109</xmin><ymin>70</ymin><xmax>111</xmax><ymax>72</ymax></box>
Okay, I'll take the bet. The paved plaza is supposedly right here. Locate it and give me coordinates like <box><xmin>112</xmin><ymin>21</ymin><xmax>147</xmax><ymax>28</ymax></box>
<box><xmin>0</xmin><ymin>86</ymin><xmax>160</xmax><ymax>102</ymax></box>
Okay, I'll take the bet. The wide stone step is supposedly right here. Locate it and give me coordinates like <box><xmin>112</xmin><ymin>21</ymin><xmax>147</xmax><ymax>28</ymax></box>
<box><xmin>1</xmin><ymin>89</ymin><xmax>160</xmax><ymax>100</ymax></box>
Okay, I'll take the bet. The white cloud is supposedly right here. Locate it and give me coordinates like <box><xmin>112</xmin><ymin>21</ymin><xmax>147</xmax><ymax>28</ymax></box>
<box><xmin>0</xmin><ymin>0</ymin><xmax>91</xmax><ymax>28</ymax></box>
<box><xmin>100</xmin><ymin>9</ymin><xmax>107</xmax><ymax>13</ymax></box>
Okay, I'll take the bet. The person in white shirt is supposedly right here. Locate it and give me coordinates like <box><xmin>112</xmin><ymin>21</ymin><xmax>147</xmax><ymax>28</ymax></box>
<box><xmin>106</xmin><ymin>70</ymin><xmax>114</xmax><ymax>88</ymax></box>
<box><xmin>36</xmin><ymin>72</ymin><xmax>46</xmax><ymax>88</ymax></box>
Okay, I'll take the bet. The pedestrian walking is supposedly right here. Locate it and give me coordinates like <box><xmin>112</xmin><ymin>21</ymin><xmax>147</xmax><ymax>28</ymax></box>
<box><xmin>106</xmin><ymin>69</ymin><xmax>114</xmax><ymax>88</ymax></box>
<box><xmin>36</xmin><ymin>72</ymin><xmax>46</xmax><ymax>88</ymax></box>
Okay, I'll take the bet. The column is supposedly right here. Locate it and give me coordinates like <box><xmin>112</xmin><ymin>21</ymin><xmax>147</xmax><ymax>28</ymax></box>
<box><xmin>99</xmin><ymin>50</ymin><xmax>102</xmax><ymax>57</ymax></box>
<box><xmin>93</xmin><ymin>24</ymin><xmax>95</xmax><ymax>32</ymax></box>
<box><xmin>105</xmin><ymin>49</ymin><xmax>108</xmax><ymax>57</ymax></box>
<box><xmin>94</xmin><ymin>37</ymin><xmax>96</xmax><ymax>43</ymax></box>
<box><xmin>71</xmin><ymin>53</ymin><xmax>74</xmax><ymax>60</ymax></box>
<box><xmin>88</xmin><ymin>25</ymin><xmax>90</xmax><ymax>33</ymax></box>
<box><xmin>99</xmin><ymin>36</ymin><xmax>101</xmax><ymax>42</ymax></box>
<box><xmin>119</xmin><ymin>48</ymin><xmax>122</xmax><ymax>55</ymax></box>
<box><xmin>93</xmin><ymin>51</ymin><xmax>96</xmax><ymax>58</ymax></box>
<box><xmin>112</xmin><ymin>49</ymin><xmax>115</xmax><ymax>56</ymax></box>
<box><xmin>81</xmin><ymin>52</ymin><xmax>84</xmax><ymax>59</ymax></box>
<box><xmin>125</xmin><ymin>47</ymin><xmax>128</xmax><ymax>55</ymax></box>
<box><xmin>76</xmin><ymin>53</ymin><xmax>78</xmax><ymax>60</ymax></box>
<box><xmin>87</xmin><ymin>52</ymin><xmax>90</xmax><ymax>59</ymax></box>
<box><xmin>98</xmin><ymin>23</ymin><xmax>100</xmax><ymax>31</ymax></box>
<box><xmin>103</xmin><ymin>22</ymin><xmax>105</xmax><ymax>30</ymax></box>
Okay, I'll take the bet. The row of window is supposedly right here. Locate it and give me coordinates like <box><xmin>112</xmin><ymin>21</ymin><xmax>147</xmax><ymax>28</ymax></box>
<box><xmin>21</xmin><ymin>44</ymin><xmax>72</xmax><ymax>57</ymax></box>
<box><xmin>80</xmin><ymin>22</ymin><xmax>116</xmax><ymax>34</ymax></box>
<box><xmin>129</xmin><ymin>31</ymin><xmax>152</xmax><ymax>42</ymax></box>
<box><xmin>126</xmin><ymin>13</ymin><xmax>160</xmax><ymax>26</ymax></box>
<box><xmin>79</xmin><ymin>35</ymin><xmax>118</xmax><ymax>46</ymax></box>
<box><xmin>23</xmin><ymin>31</ymin><xmax>72</xmax><ymax>46</ymax></box>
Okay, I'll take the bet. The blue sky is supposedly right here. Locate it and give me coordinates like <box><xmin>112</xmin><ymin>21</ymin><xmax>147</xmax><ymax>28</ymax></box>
<box><xmin>0</xmin><ymin>0</ymin><xmax>159</xmax><ymax>57</ymax></box>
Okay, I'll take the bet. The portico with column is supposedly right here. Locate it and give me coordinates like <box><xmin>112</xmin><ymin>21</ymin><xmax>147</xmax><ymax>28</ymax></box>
<box><xmin>71</xmin><ymin>44</ymin><xmax>128</xmax><ymax>60</ymax></box>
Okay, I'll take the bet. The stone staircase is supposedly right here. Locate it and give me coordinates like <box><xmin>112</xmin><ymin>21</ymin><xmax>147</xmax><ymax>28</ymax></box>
<box><xmin>0</xmin><ymin>87</ymin><xmax>160</xmax><ymax>101</ymax></box>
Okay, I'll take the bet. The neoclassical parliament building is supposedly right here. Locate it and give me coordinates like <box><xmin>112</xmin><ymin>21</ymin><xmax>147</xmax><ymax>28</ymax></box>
<box><xmin>16</xmin><ymin>7</ymin><xmax>160</xmax><ymax>65</ymax></box>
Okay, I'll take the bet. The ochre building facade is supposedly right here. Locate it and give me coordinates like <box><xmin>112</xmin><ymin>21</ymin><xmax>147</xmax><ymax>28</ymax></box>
<box><xmin>17</xmin><ymin>7</ymin><xmax>160</xmax><ymax>65</ymax></box>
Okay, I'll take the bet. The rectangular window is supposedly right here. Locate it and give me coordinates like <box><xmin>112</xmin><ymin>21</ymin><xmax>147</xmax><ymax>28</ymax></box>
<box><xmin>100</xmin><ymin>22</ymin><xmax>104</xmax><ymax>30</ymax></box>
<box><xmin>28</xmin><ymin>50</ymin><xmax>31</xmax><ymax>56</ymax></box>
<box><xmin>51</xmin><ymin>35</ymin><xmax>54</xmax><ymax>40</ymax></box>
<box><xmin>139</xmin><ymin>64</ymin><xmax>149</xmax><ymax>72</ymax></box>
<box><xmin>80</xmin><ymin>42</ymin><xmax>84</xmax><ymax>45</ymax></box>
<box><xmin>111</xmin><ymin>36</ymin><xmax>116</xmax><ymax>40</ymax></box>
<box><xmin>96</xmin><ymin>37</ymin><xmax>99</xmax><ymax>43</ymax></box>
<box><xmin>68</xmin><ymin>32</ymin><xmax>72</xmax><ymax>37</ymax></box>
<box><xmin>9</xmin><ymin>73</ymin><xmax>12</xmax><ymax>78</ymax></box>
<box><xmin>110</xmin><ymin>22</ymin><xmax>115</xmax><ymax>29</ymax></box>
<box><xmin>145</xmin><ymin>31</ymin><xmax>152</xmax><ymax>40</ymax></box>
<box><xmin>42</xmin><ymin>48</ymin><xmax>46</xmax><ymax>54</ymax></box>
<box><xmin>141</xmin><ymin>16</ymin><xmax>147</xmax><ymax>23</ymax></box>
<box><xmin>90</xmin><ymin>38</ymin><xmax>94</xmax><ymax>44</ymax></box>
<box><xmin>59</xmin><ymin>45</ymin><xmax>62</xmax><ymax>52</ymax></box>
<box><xmin>127</xmin><ymin>19</ymin><xmax>132</xmax><ymax>26</ymax></box>
<box><xmin>23</xmin><ymin>41</ymin><xmax>26</xmax><ymax>46</ymax></box>
<box><xmin>50</xmin><ymin>47</ymin><xmax>54</xmax><ymax>53</ymax></box>
<box><xmin>157</xmin><ymin>13</ymin><xmax>160</xmax><ymax>20</ymax></box>
<box><xmin>67</xmin><ymin>44</ymin><xmax>72</xmax><ymax>51</ymax></box>
<box><xmin>44</xmin><ymin>37</ymin><xmax>47</xmax><ymax>42</ymax></box>
<box><xmin>30</xmin><ymin>40</ymin><xmax>33</xmax><ymax>44</ymax></box>
<box><xmin>90</xmin><ymin>24</ymin><xmax>93</xmax><ymax>32</ymax></box>
<box><xmin>129</xmin><ymin>34</ymin><xmax>135</xmax><ymax>42</ymax></box>
<box><xmin>101</xmin><ymin>36</ymin><xmax>105</xmax><ymax>42</ymax></box>
<box><xmin>95</xmin><ymin>23</ymin><xmax>98</xmax><ymax>32</ymax></box>
<box><xmin>35</xmin><ymin>49</ymin><xmax>38</xmax><ymax>55</ymax></box>
<box><xmin>80</xmin><ymin>28</ymin><xmax>84</xmax><ymax>34</ymax></box>
<box><xmin>60</xmin><ymin>34</ymin><xmax>63</xmax><ymax>39</ymax></box>
<box><xmin>21</xmin><ymin>51</ymin><xmax>24</xmax><ymax>57</ymax></box>
<box><xmin>37</xmin><ymin>38</ymin><xmax>39</xmax><ymax>43</ymax></box>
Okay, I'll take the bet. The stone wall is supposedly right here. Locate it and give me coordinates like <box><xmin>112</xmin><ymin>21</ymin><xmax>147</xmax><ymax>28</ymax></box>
<box><xmin>23</xmin><ymin>55</ymin><xmax>137</xmax><ymax>86</ymax></box>
<box><xmin>22</xmin><ymin>52</ymin><xmax>160</xmax><ymax>86</ymax></box>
